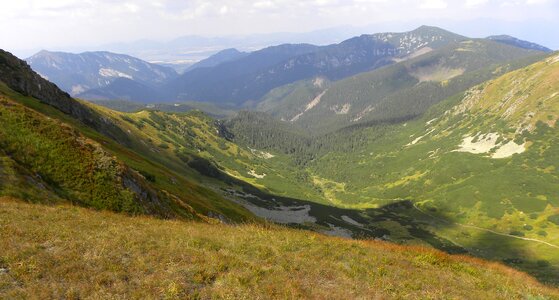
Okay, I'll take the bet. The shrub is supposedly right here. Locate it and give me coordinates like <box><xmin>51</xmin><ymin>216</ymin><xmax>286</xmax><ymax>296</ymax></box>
<box><xmin>537</xmin><ymin>230</ymin><xmax>548</xmax><ymax>237</ymax></box>
<box><xmin>547</xmin><ymin>214</ymin><xmax>559</xmax><ymax>225</ymax></box>
<box><xmin>139</xmin><ymin>170</ymin><xmax>156</xmax><ymax>183</ymax></box>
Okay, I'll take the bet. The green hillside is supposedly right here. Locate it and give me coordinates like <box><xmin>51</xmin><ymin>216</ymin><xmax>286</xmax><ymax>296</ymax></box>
<box><xmin>307</xmin><ymin>51</ymin><xmax>559</xmax><ymax>228</ymax></box>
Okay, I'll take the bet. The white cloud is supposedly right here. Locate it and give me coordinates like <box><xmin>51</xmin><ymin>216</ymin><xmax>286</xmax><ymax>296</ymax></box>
<box><xmin>0</xmin><ymin>0</ymin><xmax>557</xmax><ymax>53</ymax></box>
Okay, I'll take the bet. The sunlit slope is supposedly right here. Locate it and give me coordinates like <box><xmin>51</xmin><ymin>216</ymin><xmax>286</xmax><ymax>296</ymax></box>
<box><xmin>0</xmin><ymin>86</ymin><xmax>259</xmax><ymax>221</ymax></box>
<box><xmin>316</xmin><ymin>52</ymin><xmax>559</xmax><ymax>215</ymax></box>
<box><xmin>1</xmin><ymin>197</ymin><xmax>557</xmax><ymax>299</ymax></box>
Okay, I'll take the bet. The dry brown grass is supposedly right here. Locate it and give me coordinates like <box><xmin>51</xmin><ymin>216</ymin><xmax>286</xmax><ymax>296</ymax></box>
<box><xmin>1</xmin><ymin>197</ymin><xmax>558</xmax><ymax>299</ymax></box>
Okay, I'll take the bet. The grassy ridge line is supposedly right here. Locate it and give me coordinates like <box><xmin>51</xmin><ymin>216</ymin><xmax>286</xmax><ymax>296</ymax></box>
<box><xmin>1</xmin><ymin>197</ymin><xmax>558</xmax><ymax>299</ymax></box>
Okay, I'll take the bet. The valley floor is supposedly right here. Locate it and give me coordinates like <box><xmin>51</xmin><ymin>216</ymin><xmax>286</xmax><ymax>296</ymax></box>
<box><xmin>1</xmin><ymin>197</ymin><xmax>558</xmax><ymax>299</ymax></box>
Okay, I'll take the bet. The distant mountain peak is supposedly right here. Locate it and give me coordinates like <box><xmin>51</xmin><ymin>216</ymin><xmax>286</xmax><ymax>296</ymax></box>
<box><xmin>0</xmin><ymin>48</ymin><xmax>132</xmax><ymax>145</ymax></box>
<box><xmin>361</xmin><ymin>26</ymin><xmax>466</xmax><ymax>57</ymax></box>
<box><xmin>28</xmin><ymin>49</ymin><xmax>59</xmax><ymax>60</ymax></box>
<box><xmin>413</xmin><ymin>25</ymin><xmax>445</xmax><ymax>32</ymax></box>
<box><xmin>411</xmin><ymin>25</ymin><xmax>464</xmax><ymax>37</ymax></box>
<box><xmin>216</xmin><ymin>48</ymin><xmax>242</xmax><ymax>55</ymax></box>
<box><xmin>35</xmin><ymin>49</ymin><xmax>51</xmax><ymax>55</ymax></box>
<box><xmin>186</xmin><ymin>48</ymin><xmax>247</xmax><ymax>70</ymax></box>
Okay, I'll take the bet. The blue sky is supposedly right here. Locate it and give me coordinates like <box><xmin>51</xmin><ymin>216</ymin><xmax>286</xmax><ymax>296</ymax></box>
<box><xmin>1</xmin><ymin>0</ymin><xmax>558</xmax><ymax>56</ymax></box>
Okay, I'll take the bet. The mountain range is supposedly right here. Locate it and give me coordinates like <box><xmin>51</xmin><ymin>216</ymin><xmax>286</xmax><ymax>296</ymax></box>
<box><xmin>26</xmin><ymin>50</ymin><xmax>177</xmax><ymax>96</ymax></box>
<box><xmin>26</xmin><ymin>26</ymin><xmax>552</xmax><ymax>110</ymax></box>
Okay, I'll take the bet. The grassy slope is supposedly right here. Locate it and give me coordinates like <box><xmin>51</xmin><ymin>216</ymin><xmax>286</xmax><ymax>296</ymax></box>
<box><xmin>308</xmin><ymin>52</ymin><xmax>559</xmax><ymax>221</ymax></box>
<box><xmin>0</xmin><ymin>94</ymin><xmax>140</xmax><ymax>213</ymax></box>
<box><xmin>1</xmin><ymin>197</ymin><xmax>557</xmax><ymax>299</ymax></box>
<box><xmin>0</xmin><ymin>83</ymin><xmax>255</xmax><ymax>222</ymax></box>
<box><xmin>90</xmin><ymin>98</ymin><xmax>236</xmax><ymax>118</ymax></box>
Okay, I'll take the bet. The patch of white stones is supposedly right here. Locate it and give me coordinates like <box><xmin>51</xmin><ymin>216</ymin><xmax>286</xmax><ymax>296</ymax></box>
<box><xmin>242</xmin><ymin>203</ymin><xmax>316</xmax><ymax>224</ymax></box>
<box><xmin>248</xmin><ymin>148</ymin><xmax>275</xmax><ymax>159</ymax></box>
<box><xmin>492</xmin><ymin>140</ymin><xmax>526</xmax><ymax>159</ymax></box>
<box><xmin>454</xmin><ymin>132</ymin><xmax>525</xmax><ymax>158</ymax></box>
<box><xmin>330</xmin><ymin>103</ymin><xmax>351</xmax><ymax>115</ymax></box>
<box><xmin>248</xmin><ymin>170</ymin><xmax>266</xmax><ymax>179</ymax></box>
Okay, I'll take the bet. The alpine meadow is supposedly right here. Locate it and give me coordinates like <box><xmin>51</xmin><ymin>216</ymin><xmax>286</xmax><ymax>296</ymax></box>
<box><xmin>1</xmin><ymin>1</ymin><xmax>559</xmax><ymax>299</ymax></box>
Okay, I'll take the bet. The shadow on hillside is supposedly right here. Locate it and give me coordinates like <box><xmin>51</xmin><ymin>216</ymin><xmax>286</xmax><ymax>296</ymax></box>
<box><xmin>408</xmin><ymin>201</ymin><xmax>559</xmax><ymax>286</ymax></box>
<box><xmin>188</xmin><ymin>156</ymin><xmax>460</xmax><ymax>246</ymax></box>
<box><xmin>466</xmin><ymin>230</ymin><xmax>559</xmax><ymax>286</ymax></box>
<box><xmin>187</xmin><ymin>155</ymin><xmax>559</xmax><ymax>286</ymax></box>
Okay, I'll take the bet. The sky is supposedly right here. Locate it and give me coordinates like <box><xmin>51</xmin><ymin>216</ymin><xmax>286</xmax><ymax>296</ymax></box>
<box><xmin>1</xmin><ymin>0</ymin><xmax>558</xmax><ymax>58</ymax></box>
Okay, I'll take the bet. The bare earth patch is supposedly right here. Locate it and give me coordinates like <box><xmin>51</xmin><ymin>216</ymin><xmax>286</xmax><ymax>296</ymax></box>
<box><xmin>322</xmin><ymin>223</ymin><xmax>353</xmax><ymax>238</ymax></box>
<box><xmin>341</xmin><ymin>215</ymin><xmax>364</xmax><ymax>227</ymax></box>
<box><xmin>407</xmin><ymin>128</ymin><xmax>435</xmax><ymax>146</ymax></box>
<box><xmin>410</xmin><ymin>66</ymin><xmax>465</xmax><ymax>83</ymax></box>
<box><xmin>290</xmin><ymin>89</ymin><xmax>327</xmax><ymax>122</ymax></box>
